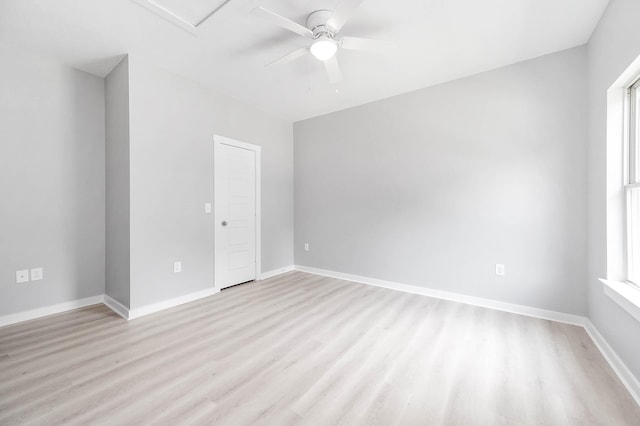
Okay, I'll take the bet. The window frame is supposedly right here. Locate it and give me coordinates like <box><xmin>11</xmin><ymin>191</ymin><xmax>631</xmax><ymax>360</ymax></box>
<box><xmin>625</xmin><ymin>77</ymin><xmax>640</xmax><ymax>286</ymax></box>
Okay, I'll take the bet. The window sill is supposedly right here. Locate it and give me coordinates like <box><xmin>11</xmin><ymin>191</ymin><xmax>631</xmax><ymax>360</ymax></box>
<box><xmin>600</xmin><ymin>279</ymin><xmax>640</xmax><ymax>323</ymax></box>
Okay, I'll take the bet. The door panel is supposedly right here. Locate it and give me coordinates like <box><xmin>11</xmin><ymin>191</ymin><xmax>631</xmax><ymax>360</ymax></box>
<box><xmin>215</xmin><ymin>142</ymin><xmax>257</xmax><ymax>289</ymax></box>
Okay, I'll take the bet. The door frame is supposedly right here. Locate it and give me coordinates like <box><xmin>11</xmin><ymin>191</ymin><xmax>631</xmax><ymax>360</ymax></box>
<box><xmin>213</xmin><ymin>134</ymin><xmax>262</xmax><ymax>290</ymax></box>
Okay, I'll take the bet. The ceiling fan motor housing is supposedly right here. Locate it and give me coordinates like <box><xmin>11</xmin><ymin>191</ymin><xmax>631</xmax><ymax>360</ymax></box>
<box><xmin>306</xmin><ymin>10</ymin><xmax>335</xmax><ymax>39</ymax></box>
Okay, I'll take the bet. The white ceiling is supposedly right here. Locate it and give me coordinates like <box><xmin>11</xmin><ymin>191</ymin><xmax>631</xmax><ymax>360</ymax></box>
<box><xmin>0</xmin><ymin>0</ymin><xmax>609</xmax><ymax>122</ymax></box>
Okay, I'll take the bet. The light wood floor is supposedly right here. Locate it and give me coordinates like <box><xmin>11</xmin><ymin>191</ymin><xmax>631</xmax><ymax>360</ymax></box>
<box><xmin>1</xmin><ymin>271</ymin><xmax>639</xmax><ymax>425</ymax></box>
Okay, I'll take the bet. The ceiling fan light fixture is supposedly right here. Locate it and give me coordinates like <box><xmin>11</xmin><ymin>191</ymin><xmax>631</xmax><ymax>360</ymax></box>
<box><xmin>310</xmin><ymin>36</ymin><xmax>338</xmax><ymax>61</ymax></box>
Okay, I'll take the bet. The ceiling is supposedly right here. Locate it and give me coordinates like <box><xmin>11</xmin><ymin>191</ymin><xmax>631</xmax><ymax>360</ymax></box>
<box><xmin>0</xmin><ymin>0</ymin><xmax>609</xmax><ymax>122</ymax></box>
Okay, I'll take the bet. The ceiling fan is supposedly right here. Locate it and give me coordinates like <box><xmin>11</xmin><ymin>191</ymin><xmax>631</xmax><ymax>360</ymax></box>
<box><xmin>252</xmin><ymin>0</ymin><xmax>390</xmax><ymax>84</ymax></box>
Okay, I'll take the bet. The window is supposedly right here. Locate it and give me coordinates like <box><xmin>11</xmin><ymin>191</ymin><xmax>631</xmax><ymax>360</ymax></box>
<box><xmin>601</xmin><ymin>58</ymin><xmax>640</xmax><ymax>321</ymax></box>
<box><xmin>626</xmin><ymin>78</ymin><xmax>640</xmax><ymax>285</ymax></box>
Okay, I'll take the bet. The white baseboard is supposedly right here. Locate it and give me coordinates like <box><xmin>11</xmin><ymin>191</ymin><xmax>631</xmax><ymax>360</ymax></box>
<box><xmin>2</xmin><ymin>287</ymin><xmax>220</xmax><ymax>326</ymax></box>
<box><xmin>584</xmin><ymin>320</ymin><xmax>640</xmax><ymax>406</ymax></box>
<box><xmin>0</xmin><ymin>295</ymin><xmax>104</xmax><ymax>328</ymax></box>
<box><xmin>259</xmin><ymin>265</ymin><xmax>295</xmax><ymax>280</ymax></box>
<box><xmin>103</xmin><ymin>295</ymin><xmax>131</xmax><ymax>320</ymax></box>
<box><xmin>127</xmin><ymin>287</ymin><xmax>219</xmax><ymax>320</ymax></box>
<box><xmin>294</xmin><ymin>265</ymin><xmax>585</xmax><ymax>326</ymax></box>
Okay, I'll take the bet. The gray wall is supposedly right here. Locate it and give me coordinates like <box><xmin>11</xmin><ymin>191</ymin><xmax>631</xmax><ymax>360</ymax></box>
<box><xmin>127</xmin><ymin>56</ymin><xmax>293</xmax><ymax>309</ymax></box>
<box><xmin>294</xmin><ymin>46</ymin><xmax>588</xmax><ymax>315</ymax></box>
<box><xmin>105</xmin><ymin>56</ymin><xmax>131</xmax><ymax>308</ymax></box>
<box><xmin>0</xmin><ymin>43</ymin><xmax>105</xmax><ymax>315</ymax></box>
<box><xmin>587</xmin><ymin>0</ymin><xmax>640</xmax><ymax>381</ymax></box>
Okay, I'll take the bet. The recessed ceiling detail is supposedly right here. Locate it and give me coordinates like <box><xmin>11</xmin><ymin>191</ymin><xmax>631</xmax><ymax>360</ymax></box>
<box><xmin>133</xmin><ymin>0</ymin><xmax>232</xmax><ymax>32</ymax></box>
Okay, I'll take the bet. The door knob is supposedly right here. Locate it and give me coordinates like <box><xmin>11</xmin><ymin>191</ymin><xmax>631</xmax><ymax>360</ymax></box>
<box><xmin>221</xmin><ymin>221</ymin><xmax>228</xmax><ymax>227</ymax></box>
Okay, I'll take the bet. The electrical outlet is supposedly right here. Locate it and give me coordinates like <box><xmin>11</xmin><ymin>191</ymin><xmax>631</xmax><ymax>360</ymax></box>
<box><xmin>495</xmin><ymin>264</ymin><xmax>505</xmax><ymax>276</ymax></box>
<box><xmin>205</xmin><ymin>203</ymin><xmax>212</xmax><ymax>214</ymax></box>
<box><xmin>16</xmin><ymin>270</ymin><xmax>29</xmax><ymax>284</ymax></box>
<box><xmin>304</xmin><ymin>243</ymin><xmax>310</xmax><ymax>251</ymax></box>
<box><xmin>174</xmin><ymin>261</ymin><xmax>182</xmax><ymax>273</ymax></box>
<box><xmin>30</xmin><ymin>268</ymin><xmax>43</xmax><ymax>281</ymax></box>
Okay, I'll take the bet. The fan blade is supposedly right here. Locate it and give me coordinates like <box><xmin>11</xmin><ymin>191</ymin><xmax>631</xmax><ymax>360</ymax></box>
<box><xmin>252</xmin><ymin>7</ymin><xmax>313</xmax><ymax>38</ymax></box>
<box><xmin>324</xmin><ymin>56</ymin><xmax>342</xmax><ymax>84</ymax></box>
<box><xmin>265</xmin><ymin>47</ymin><xmax>308</xmax><ymax>67</ymax></box>
<box><xmin>326</xmin><ymin>0</ymin><xmax>366</xmax><ymax>32</ymax></box>
<box><xmin>340</xmin><ymin>36</ymin><xmax>393</xmax><ymax>54</ymax></box>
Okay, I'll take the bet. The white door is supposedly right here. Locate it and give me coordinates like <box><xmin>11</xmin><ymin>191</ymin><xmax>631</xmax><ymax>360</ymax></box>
<box><xmin>214</xmin><ymin>137</ymin><xmax>261</xmax><ymax>289</ymax></box>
